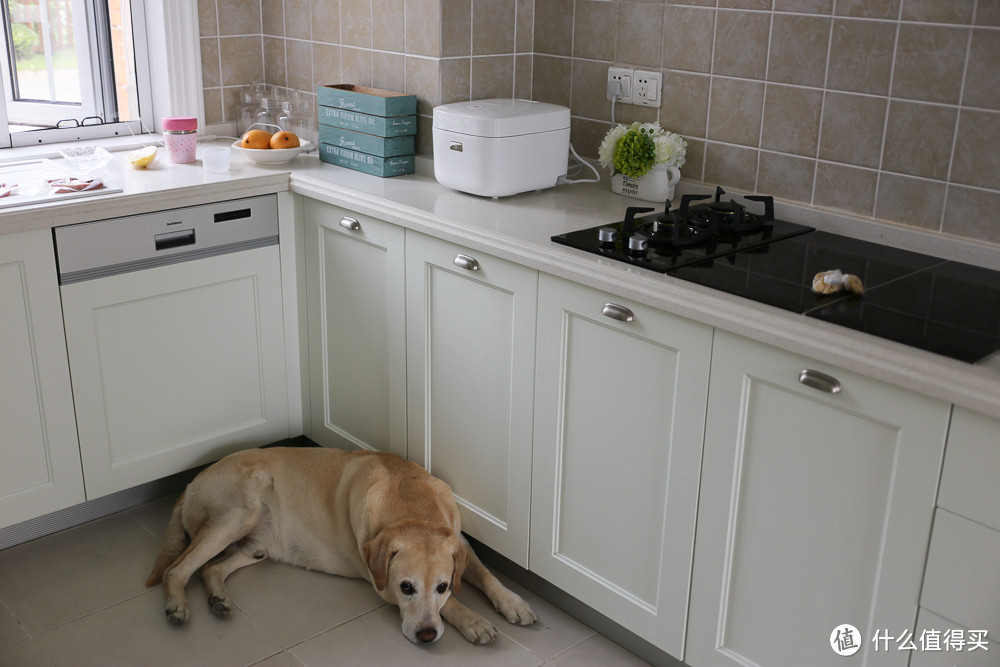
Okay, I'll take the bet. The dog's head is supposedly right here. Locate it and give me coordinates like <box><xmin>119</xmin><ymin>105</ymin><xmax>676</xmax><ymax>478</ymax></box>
<box><xmin>364</xmin><ymin>526</ymin><xmax>469</xmax><ymax>645</ymax></box>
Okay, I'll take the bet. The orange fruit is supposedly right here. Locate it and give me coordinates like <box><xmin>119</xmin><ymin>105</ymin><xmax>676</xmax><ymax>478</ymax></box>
<box><xmin>240</xmin><ymin>129</ymin><xmax>272</xmax><ymax>149</ymax></box>
<box><xmin>270</xmin><ymin>130</ymin><xmax>300</xmax><ymax>149</ymax></box>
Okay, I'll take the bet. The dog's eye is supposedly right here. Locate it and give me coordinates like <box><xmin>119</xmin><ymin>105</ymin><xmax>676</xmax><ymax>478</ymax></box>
<box><xmin>436</xmin><ymin>582</ymin><xmax>449</xmax><ymax>594</ymax></box>
<box><xmin>400</xmin><ymin>581</ymin><xmax>415</xmax><ymax>596</ymax></box>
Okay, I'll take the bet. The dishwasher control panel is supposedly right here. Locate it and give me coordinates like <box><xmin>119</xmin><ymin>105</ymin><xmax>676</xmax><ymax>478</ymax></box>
<box><xmin>53</xmin><ymin>194</ymin><xmax>278</xmax><ymax>284</ymax></box>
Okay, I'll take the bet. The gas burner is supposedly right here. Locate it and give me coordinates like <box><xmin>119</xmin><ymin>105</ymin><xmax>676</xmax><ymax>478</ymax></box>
<box><xmin>681</xmin><ymin>187</ymin><xmax>776</xmax><ymax>237</ymax></box>
<box><xmin>639</xmin><ymin>200</ymin><xmax>709</xmax><ymax>247</ymax></box>
<box><xmin>550</xmin><ymin>185</ymin><xmax>809</xmax><ymax>275</ymax></box>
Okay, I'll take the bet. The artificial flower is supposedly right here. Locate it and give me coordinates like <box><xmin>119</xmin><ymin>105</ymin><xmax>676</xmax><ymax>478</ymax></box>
<box><xmin>598</xmin><ymin>121</ymin><xmax>687</xmax><ymax>178</ymax></box>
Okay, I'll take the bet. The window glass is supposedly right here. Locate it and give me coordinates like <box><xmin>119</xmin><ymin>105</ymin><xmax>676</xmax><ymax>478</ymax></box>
<box><xmin>0</xmin><ymin>0</ymin><xmax>151</xmax><ymax>147</ymax></box>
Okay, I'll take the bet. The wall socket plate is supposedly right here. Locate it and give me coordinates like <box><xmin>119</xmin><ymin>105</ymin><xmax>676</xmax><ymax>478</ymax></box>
<box><xmin>634</xmin><ymin>70</ymin><xmax>662</xmax><ymax>108</ymax></box>
<box><xmin>607</xmin><ymin>67</ymin><xmax>661</xmax><ymax>108</ymax></box>
<box><xmin>607</xmin><ymin>66</ymin><xmax>633</xmax><ymax>105</ymax></box>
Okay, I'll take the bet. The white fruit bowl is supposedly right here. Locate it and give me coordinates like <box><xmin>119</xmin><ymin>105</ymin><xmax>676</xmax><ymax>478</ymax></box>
<box><xmin>231</xmin><ymin>139</ymin><xmax>311</xmax><ymax>164</ymax></box>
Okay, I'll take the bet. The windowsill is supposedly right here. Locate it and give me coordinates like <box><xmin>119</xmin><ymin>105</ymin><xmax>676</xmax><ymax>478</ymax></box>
<box><xmin>0</xmin><ymin>133</ymin><xmax>169</xmax><ymax>165</ymax></box>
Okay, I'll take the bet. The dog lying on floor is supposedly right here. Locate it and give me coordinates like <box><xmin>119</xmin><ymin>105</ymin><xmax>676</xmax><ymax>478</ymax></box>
<box><xmin>145</xmin><ymin>447</ymin><xmax>536</xmax><ymax>644</ymax></box>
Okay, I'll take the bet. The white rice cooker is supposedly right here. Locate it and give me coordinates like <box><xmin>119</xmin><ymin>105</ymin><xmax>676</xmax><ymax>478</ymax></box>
<box><xmin>432</xmin><ymin>99</ymin><xmax>571</xmax><ymax>198</ymax></box>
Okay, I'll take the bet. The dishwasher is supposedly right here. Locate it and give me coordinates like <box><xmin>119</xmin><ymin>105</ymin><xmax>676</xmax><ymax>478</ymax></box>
<box><xmin>54</xmin><ymin>194</ymin><xmax>290</xmax><ymax>499</ymax></box>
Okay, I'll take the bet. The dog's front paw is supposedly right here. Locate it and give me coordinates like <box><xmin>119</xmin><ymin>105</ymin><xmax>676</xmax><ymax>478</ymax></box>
<box><xmin>458</xmin><ymin>615</ymin><xmax>499</xmax><ymax>645</ymax></box>
<box><xmin>208</xmin><ymin>593</ymin><xmax>233</xmax><ymax>618</ymax></box>
<box><xmin>165</xmin><ymin>597</ymin><xmax>190</xmax><ymax>625</ymax></box>
<box><xmin>495</xmin><ymin>591</ymin><xmax>537</xmax><ymax>626</ymax></box>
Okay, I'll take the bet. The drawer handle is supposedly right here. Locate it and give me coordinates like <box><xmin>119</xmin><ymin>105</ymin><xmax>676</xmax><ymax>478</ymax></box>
<box><xmin>454</xmin><ymin>254</ymin><xmax>481</xmax><ymax>271</ymax></box>
<box><xmin>339</xmin><ymin>216</ymin><xmax>361</xmax><ymax>231</ymax></box>
<box><xmin>601</xmin><ymin>303</ymin><xmax>635</xmax><ymax>323</ymax></box>
<box><xmin>798</xmin><ymin>369</ymin><xmax>842</xmax><ymax>394</ymax></box>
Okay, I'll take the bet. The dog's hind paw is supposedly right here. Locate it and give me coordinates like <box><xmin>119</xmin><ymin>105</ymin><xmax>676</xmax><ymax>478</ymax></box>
<box><xmin>208</xmin><ymin>594</ymin><xmax>234</xmax><ymax>618</ymax></box>
<box><xmin>496</xmin><ymin>592</ymin><xmax>537</xmax><ymax>626</ymax></box>
<box><xmin>459</xmin><ymin>616</ymin><xmax>498</xmax><ymax>645</ymax></box>
<box><xmin>165</xmin><ymin>600</ymin><xmax>190</xmax><ymax>625</ymax></box>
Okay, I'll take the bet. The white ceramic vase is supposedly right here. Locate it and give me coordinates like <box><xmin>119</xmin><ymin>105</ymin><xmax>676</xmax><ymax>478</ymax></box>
<box><xmin>611</xmin><ymin>163</ymin><xmax>681</xmax><ymax>202</ymax></box>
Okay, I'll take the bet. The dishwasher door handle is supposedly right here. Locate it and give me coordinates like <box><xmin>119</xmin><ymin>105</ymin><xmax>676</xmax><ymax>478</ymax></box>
<box><xmin>154</xmin><ymin>229</ymin><xmax>196</xmax><ymax>251</ymax></box>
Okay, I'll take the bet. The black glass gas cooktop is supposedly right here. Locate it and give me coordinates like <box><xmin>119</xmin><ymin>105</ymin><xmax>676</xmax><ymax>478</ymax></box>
<box><xmin>553</xmin><ymin>189</ymin><xmax>1000</xmax><ymax>364</ymax></box>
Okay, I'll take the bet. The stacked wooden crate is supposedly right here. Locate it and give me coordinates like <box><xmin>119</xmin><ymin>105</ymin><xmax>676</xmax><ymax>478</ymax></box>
<box><xmin>317</xmin><ymin>84</ymin><xmax>417</xmax><ymax>177</ymax></box>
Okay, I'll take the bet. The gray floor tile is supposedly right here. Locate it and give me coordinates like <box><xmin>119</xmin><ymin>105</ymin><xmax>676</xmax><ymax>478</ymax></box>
<box><xmin>0</xmin><ymin>512</ymin><xmax>162</xmax><ymax>633</ymax></box>
<box><xmin>251</xmin><ymin>651</ymin><xmax>306</xmax><ymax>667</ymax></box>
<box><xmin>290</xmin><ymin>605</ymin><xmax>546</xmax><ymax>667</ymax></box>
<box><xmin>226</xmin><ymin>559</ymin><xmax>385</xmax><ymax>647</ymax></box>
<box><xmin>549</xmin><ymin>634</ymin><xmax>652</xmax><ymax>666</ymax></box>
<box><xmin>36</xmin><ymin>589</ymin><xmax>282</xmax><ymax>667</ymax></box>
<box><xmin>0</xmin><ymin>602</ymin><xmax>28</xmax><ymax>648</ymax></box>
<box><xmin>128</xmin><ymin>494</ymin><xmax>180</xmax><ymax>540</ymax></box>
<box><xmin>0</xmin><ymin>638</ymin><xmax>56</xmax><ymax>667</ymax></box>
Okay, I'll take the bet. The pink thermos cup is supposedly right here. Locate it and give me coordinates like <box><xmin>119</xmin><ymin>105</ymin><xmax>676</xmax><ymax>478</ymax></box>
<box><xmin>162</xmin><ymin>116</ymin><xmax>198</xmax><ymax>163</ymax></box>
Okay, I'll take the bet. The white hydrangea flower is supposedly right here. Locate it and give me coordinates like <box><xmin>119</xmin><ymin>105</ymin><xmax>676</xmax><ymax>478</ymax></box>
<box><xmin>598</xmin><ymin>124</ymin><xmax>627</xmax><ymax>171</ymax></box>
<box><xmin>653</xmin><ymin>132</ymin><xmax>687</xmax><ymax>169</ymax></box>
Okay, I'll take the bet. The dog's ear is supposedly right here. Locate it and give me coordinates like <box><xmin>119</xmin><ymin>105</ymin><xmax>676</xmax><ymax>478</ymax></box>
<box><xmin>452</xmin><ymin>542</ymin><xmax>469</xmax><ymax>595</ymax></box>
<box><xmin>364</xmin><ymin>533</ymin><xmax>398</xmax><ymax>591</ymax></box>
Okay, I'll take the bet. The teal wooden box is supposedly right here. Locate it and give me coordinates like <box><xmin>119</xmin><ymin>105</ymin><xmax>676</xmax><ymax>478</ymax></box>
<box><xmin>317</xmin><ymin>84</ymin><xmax>417</xmax><ymax>118</ymax></box>
<box><xmin>319</xmin><ymin>143</ymin><xmax>415</xmax><ymax>177</ymax></box>
<box><xmin>318</xmin><ymin>106</ymin><xmax>417</xmax><ymax>138</ymax></box>
<box><xmin>318</xmin><ymin>125</ymin><xmax>415</xmax><ymax>158</ymax></box>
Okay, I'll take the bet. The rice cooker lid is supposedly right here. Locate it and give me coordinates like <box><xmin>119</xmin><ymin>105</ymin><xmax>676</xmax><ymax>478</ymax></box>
<box><xmin>433</xmin><ymin>99</ymin><xmax>570</xmax><ymax>138</ymax></box>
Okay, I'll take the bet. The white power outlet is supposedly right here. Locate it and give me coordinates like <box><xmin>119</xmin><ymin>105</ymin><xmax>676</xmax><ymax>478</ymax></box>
<box><xmin>634</xmin><ymin>70</ymin><xmax>662</xmax><ymax>108</ymax></box>
<box><xmin>607</xmin><ymin>66</ymin><xmax>633</xmax><ymax>105</ymax></box>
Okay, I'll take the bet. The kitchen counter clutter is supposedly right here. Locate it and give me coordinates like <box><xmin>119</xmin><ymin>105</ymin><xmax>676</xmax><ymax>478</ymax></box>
<box><xmin>1</xmin><ymin>145</ymin><xmax>999</xmax><ymax>420</ymax></box>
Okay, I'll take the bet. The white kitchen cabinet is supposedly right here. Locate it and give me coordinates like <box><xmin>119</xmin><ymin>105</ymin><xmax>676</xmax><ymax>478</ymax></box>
<box><xmin>529</xmin><ymin>273</ymin><xmax>712</xmax><ymax>658</ymax></box>
<box><xmin>303</xmin><ymin>199</ymin><xmax>406</xmax><ymax>457</ymax></box>
<box><xmin>61</xmin><ymin>247</ymin><xmax>290</xmax><ymax>499</ymax></box>
<box><xmin>405</xmin><ymin>232</ymin><xmax>537</xmax><ymax>567</ymax></box>
<box><xmin>686</xmin><ymin>331</ymin><xmax>950</xmax><ymax>667</ymax></box>
<box><xmin>916</xmin><ymin>407</ymin><xmax>1000</xmax><ymax>655</ymax></box>
<box><xmin>0</xmin><ymin>229</ymin><xmax>85</xmax><ymax>528</ymax></box>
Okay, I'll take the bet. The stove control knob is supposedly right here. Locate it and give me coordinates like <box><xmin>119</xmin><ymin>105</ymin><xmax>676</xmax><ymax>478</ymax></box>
<box><xmin>628</xmin><ymin>234</ymin><xmax>648</xmax><ymax>255</ymax></box>
<box><xmin>597</xmin><ymin>227</ymin><xmax>617</xmax><ymax>244</ymax></box>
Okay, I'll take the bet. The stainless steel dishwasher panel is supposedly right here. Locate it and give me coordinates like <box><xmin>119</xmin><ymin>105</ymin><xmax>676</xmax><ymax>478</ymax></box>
<box><xmin>55</xmin><ymin>195</ymin><xmax>289</xmax><ymax>500</ymax></box>
<box><xmin>54</xmin><ymin>194</ymin><xmax>279</xmax><ymax>284</ymax></box>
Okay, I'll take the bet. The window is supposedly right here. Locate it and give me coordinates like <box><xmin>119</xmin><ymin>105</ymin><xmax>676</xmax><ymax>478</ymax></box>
<box><xmin>0</xmin><ymin>0</ymin><xmax>153</xmax><ymax>148</ymax></box>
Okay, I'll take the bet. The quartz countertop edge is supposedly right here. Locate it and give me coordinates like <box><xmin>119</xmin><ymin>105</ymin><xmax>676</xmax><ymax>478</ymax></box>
<box><xmin>2</xmin><ymin>149</ymin><xmax>998</xmax><ymax>419</ymax></box>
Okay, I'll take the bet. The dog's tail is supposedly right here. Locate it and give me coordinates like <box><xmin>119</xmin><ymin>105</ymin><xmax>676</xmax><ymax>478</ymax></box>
<box><xmin>145</xmin><ymin>493</ymin><xmax>189</xmax><ymax>587</ymax></box>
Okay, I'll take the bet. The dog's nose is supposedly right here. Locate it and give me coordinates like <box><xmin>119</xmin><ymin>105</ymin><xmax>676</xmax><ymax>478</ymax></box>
<box><xmin>416</xmin><ymin>628</ymin><xmax>438</xmax><ymax>644</ymax></box>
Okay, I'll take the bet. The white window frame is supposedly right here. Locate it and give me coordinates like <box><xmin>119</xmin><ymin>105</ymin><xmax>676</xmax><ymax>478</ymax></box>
<box><xmin>0</xmin><ymin>0</ymin><xmax>202</xmax><ymax>149</ymax></box>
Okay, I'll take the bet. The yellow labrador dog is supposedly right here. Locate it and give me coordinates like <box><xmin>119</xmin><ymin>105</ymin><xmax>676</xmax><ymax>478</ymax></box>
<box><xmin>146</xmin><ymin>447</ymin><xmax>536</xmax><ymax>644</ymax></box>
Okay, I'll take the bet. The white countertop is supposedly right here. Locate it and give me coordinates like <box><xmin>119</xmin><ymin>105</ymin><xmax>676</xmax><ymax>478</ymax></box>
<box><xmin>4</xmin><ymin>143</ymin><xmax>1000</xmax><ymax>419</ymax></box>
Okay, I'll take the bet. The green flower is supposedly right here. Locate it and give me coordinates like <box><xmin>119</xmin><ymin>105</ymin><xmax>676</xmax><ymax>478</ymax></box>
<box><xmin>613</xmin><ymin>128</ymin><xmax>656</xmax><ymax>178</ymax></box>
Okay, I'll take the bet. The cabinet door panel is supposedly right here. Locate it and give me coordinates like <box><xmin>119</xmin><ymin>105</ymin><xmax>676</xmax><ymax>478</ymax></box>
<box><xmin>63</xmin><ymin>247</ymin><xmax>289</xmax><ymax>499</ymax></box>
<box><xmin>687</xmin><ymin>331</ymin><xmax>949</xmax><ymax>667</ymax></box>
<box><xmin>531</xmin><ymin>273</ymin><xmax>712</xmax><ymax>657</ymax></box>
<box><xmin>304</xmin><ymin>201</ymin><xmax>406</xmax><ymax>457</ymax></box>
<box><xmin>0</xmin><ymin>230</ymin><xmax>84</xmax><ymax>527</ymax></box>
<box><xmin>406</xmin><ymin>232</ymin><xmax>536</xmax><ymax>566</ymax></box>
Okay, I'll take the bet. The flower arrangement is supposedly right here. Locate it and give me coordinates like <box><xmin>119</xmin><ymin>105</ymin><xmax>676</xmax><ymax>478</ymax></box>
<box><xmin>598</xmin><ymin>122</ymin><xmax>687</xmax><ymax>179</ymax></box>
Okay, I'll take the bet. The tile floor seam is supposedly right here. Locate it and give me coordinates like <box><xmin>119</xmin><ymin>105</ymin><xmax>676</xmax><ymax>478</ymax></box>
<box><xmin>540</xmin><ymin>629</ymin><xmax>600</xmax><ymax>663</ymax></box>
<box><xmin>30</xmin><ymin>588</ymin><xmax>161</xmax><ymax>637</ymax></box>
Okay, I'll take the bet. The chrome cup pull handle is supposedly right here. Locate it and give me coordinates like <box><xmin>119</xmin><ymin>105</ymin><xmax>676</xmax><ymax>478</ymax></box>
<box><xmin>602</xmin><ymin>303</ymin><xmax>636</xmax><ymax>323</ymax></box>
<box><xmin>339</xmin><ymin>216</ymin><xmax>361</xmax><ymax>231</ymax></box>
<box><xmin>798</xmin><ymin>369</ymin><xmax>842</xmax><ymax>394</ymax></box>
<box><xmin>453</xmin><ymin>254</ymin><xmax>481</xmax><ymax>271</ymax></box>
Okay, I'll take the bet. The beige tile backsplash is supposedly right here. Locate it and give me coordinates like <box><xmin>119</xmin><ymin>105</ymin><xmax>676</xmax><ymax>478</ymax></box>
<box><xmin>200</xmin><ymin>0</ymin><xmax>1000</xmax><ymax>245</ymax></box>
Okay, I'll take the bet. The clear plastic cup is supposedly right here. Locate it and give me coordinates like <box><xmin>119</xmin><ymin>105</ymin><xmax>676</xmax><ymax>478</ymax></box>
<box><xmin>202</xmin><ymin>146</ymin><xmax>230</xmax><ymax>172</ymax></box>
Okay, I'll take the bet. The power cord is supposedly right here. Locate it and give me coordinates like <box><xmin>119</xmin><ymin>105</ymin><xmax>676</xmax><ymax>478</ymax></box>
<box><xmin>607</xmin><ymin>79</ymin><xmax>622</xmax><ymax>125</ymax></box>
<box><xmin>558</xmin><ymin>143</ymin><xmax>601</xmax><ymax>185</ymax></box>
<box><xmin>557</xmin><ymin>79</ymin><xmax>622</xmax><ymax>186</ymax></box>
